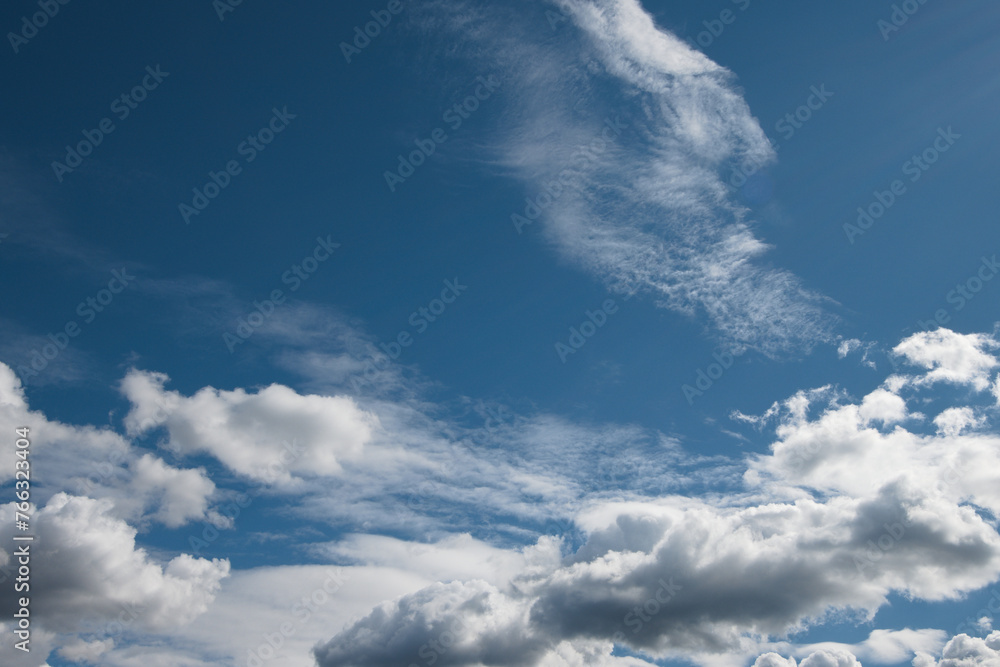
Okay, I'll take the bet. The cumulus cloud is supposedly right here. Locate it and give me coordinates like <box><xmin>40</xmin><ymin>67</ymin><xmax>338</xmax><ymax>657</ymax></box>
<box><xmin>0</xmin><ymin>362</ymin><xmax>217</xmax><ymax>529</ymax></box>
<box><xmin>314</xmin><ymin>329</ymin><xmax>1000</xmax><ymax>666</ymax></box>
<box><xmin>741</xmin><ymin>332</ymin><xmax>1000</xmax><ymax>519</ymax></box>
<box><xmin>913</xmin><ymin>631</ymin><xmax>1000</xmax><ymax>667</ymax></box>
<box><xmin>316</xmin><ymin>484</ymin><xmax>1000</xmax><ymax>665</ymax></box>
<box><xmin>754</xmin><ymin>628</ymin><xmax>949</xmax><ymax>667</ymax></box>
<box><xmin>753</xmin><ymin>650</ymin><xmax>862</xmax><ymax>667</ymax></box>
<box><xmin>893</xmin><ymin>329</ymin><xmax>999</xmax><ymax>391</ymax></box>
<box><xmin>313</xmin><ymin>579</ymin><xmax>546</xmax><ymax>667</ymax></box>
<box><xmin>120</xmin><ymin>369</ymin><xmax>378</xmax><ymax>484</ymax></box>
<box><xmin>754</xmin><ymin>654</ymin><xmax>798</xmax><ymax>667</ymax></box>
<box><xmin>0</xmin><ymin>493</ymin><xmax>229</xmax><ymax>634</ymax></box>
<box><xmin>126</xmin><ymin>454</ymin><xmax>216</xmax><ymax>528</ymax></box>
<box><xmin>0</xmin><ymin>362</ymin><xmax>130</xmax><ymax>488</ymax></box>
<box><xmin>934</xmin><ymin>407</ymin><xmax>984</xmax><ymax>437</ymax></box>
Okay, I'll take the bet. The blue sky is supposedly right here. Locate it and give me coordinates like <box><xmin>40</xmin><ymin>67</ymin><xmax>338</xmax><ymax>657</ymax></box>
<box><xmin>2</xmin><ymin>0</ymin><xmax>1000</xmax><ymax>666</ymax></box>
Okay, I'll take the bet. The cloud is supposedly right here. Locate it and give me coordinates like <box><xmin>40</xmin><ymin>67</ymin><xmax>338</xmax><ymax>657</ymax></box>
<box><xmin>120</xmin><ymin>368</ymin><xmax>379</xmax><ymax>484</ymax></box>
<box><xmin>57</xmin><ymin>637</ymin><xmax>115</xmax><ymax>663</ymax></box>
<box><xmin>913</xmin><ymin>631</ymin><xmax>1000</xmax><ymax>667</ymax></box>
<box><xmin>314</xmin><ymin>328</ymin><xmax>1000</xmax><ymax>665</ymax></box>
<box><xmin>316</xmin><ymin>533</ymin><xmax>563</xmax><ymax>588</ymax></box>
<box><xmin>413</xmin><ymin>0</ymin><xmax>836</xmax><ymax>356</ymax></box>
<box><xmin>0</xmin><ymin>493</ymin><xmax>229</xmax><ymax>634</ymax></box>
<box><xmin>893</xmin><ymin>329</ymin><xmax>1000</xmax><ymax>391</ymax></box>
<box><xmin>742</xmin><ymin>332</ymin><xmax>1000</xmax><ymax>517</ymax></box>
<box><xmin>0</xmin><ymin>362</ymin><xmax>218</xmax><ymax>529</ymax></box>
<box><xmin>753</xmin><ymin>650</ymin><xmax>864</xmax><ymax>667</ymax></box>
<box><xmin>753</xmin><ymin>654</ymin><xmax>798</xmax><ymax>667</ymax></box>
<box><xmin>934</xmin><ymin>407</ymin><xmax>984</xmax><ymax>437</ymax></box>
<box><xmin>316</xmin><ymin>483</ymin><xmax>1000</xmax><ymax>664</ymax></box>
<box><xmin>313</xmin><ymin>579</ymin><xmax>546</xmax><ymax>667</ymax></box>
<box><xmin>755</xmin><ymin>627</ymin><xmax>949</xmax><ymax>667</ymax></box>
<box><xmin>127</xmin><ymin>454</ymin><xmax>216</xmax><ymax>528</ymax></box>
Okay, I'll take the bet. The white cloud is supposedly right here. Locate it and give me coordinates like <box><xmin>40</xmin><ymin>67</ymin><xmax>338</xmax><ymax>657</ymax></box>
<box><xmin>859</xmin><ymin>388</ymin><xmax>909</xmax><ymax>426</ymax></box>
<box><xmin>799</xmin><ymin>650</ymin><xmax>863</xmax><ymax>667</ymax></box>
<box><xmin>934</xmin><ymin>407</ymin><xmax>983</xmax><ymax>437</ymax></box>
<box><xmin>759</xmin><ymin>628</ymin><xmax>949</xmax><ymax>667</ymax></box>
<box><xmin>913</xmin><ymin>631</ymin><xmax>1000</xmax><ymax>667</ymax></box>
<box><xmin>315</xmin><ymin>486</ymin><xmax>1000</xmax><ymax>664</ymax></box>
<box><xmin>754</xmin><ymin>654</ymin><xmax>798</xmax><ymax>667</ymax></box>
<box><xmin>839</xmin><ymin>339</ymin><xmax>862</xmax><ymax>359</ymax></box>
<box><xmin>317</xmin><ymin>533</ymin><xmax>563</xmax><ymax>588</ymax></box>
<box><xmin>417</xmin><ymin>0</ymin><xmax>835</xmax><ymax>356</ymax></box>
<box><xmin>893</xmin><ymin>329</ymin><xmax>999</xmax><ymax>391</ymax></box>
<box><xmin>121</xmin><ymin>369</ymin><xmax>378</xmax><ymax>484</ymax></box>
<box><xmin>0</xmin><ymin>362</ymin><xmax>218</xmax><ymax>529</ymax></box>
<box><xmin>0</xmin><ymin>493</ymin><xmax>229</xmax><ymax>635</ymax></box>
<box><xmin>313</xmin><ymin>328</ymin><xmax>1000</xmax><ymax>665</ymax></box>
<box><xmin>127</xmin><ymin>454</ymin><xmax>216</xmax><ymax>528</ymax></box>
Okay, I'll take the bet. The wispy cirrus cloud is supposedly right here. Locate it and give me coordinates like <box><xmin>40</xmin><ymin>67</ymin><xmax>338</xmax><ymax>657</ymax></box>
<box><xmin>412</xmin><ymin>0</ymin><xmax>837</xmax><ymax>356</ymax></box>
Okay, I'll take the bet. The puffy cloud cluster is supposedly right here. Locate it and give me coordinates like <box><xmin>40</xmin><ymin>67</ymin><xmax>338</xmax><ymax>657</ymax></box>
<box><xmin>315</xmin><ymin>329</ymin><xmax>1000</xmax><ymax>666</ymax></box>
<box><xmin>0</xmin><ymin>493</ymin><xmax>229</xmax><ymax>633</ymax></box>
<box><xmin>315</xmin><ymin>485</ymin><xmax>1000</xmax><ymax>665</ymax></box>
<box><xmin>121</xmin><ymin>369</ymin><xmax>378</xmax><ymax>484</ymax></box>
<box><xmin>893</xmin><ymin>329</ymin><xmax>999</xmax><ymax>391</ymax></box>
<box><xmin>0</xmin><ymin>363</ymin><xmax>217</xmax><ymax>528</ymax></box>
<box><xmin>913</xmin><ymin>631</ymin><xmax>1000</xmax><ymax>667</ymax></box>
<box><xmin>4</xmin><ymin>316</ymin><xmax>1000</xmax><ymax>667</ymax></box>
<box><xmin>753</xmin><ymin>650</ymin><xmax>862</xmax><ymax>667</ymax></box>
